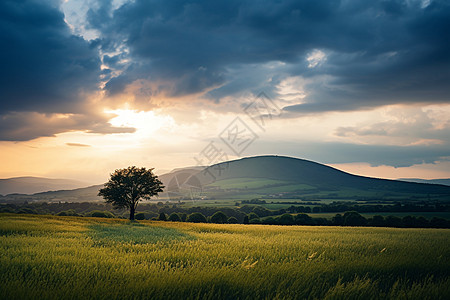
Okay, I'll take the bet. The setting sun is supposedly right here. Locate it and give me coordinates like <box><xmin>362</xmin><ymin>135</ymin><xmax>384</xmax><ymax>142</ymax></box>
<box><xmin>105</xmin><ymin>108</ymin><xmax>175</xmax><ymax>136</ymax></box>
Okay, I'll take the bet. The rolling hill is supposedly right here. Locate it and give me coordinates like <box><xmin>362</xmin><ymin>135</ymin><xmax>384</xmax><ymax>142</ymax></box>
<box><xmin>398</xmin><ymin>178</ymin><xmax>450</xmax><ymax>186</ymax></box>
<box><xmin>2</xmin><ymin>156</ymin><xmax>450</xmax><ymax>203</ymax></box>
<box><xmin>0</xmin><ymin>177</ymin><xmax>89</xmax><ymax>196</ymax></box>
<box><xmin>160</xmin><ymin>156</ymin><xmax>450</xmax><ymax>202</ymax></box>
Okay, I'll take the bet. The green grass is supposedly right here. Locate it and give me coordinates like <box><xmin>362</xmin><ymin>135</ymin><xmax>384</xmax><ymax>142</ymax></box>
<box><xmin>1</xmin><ymin>213</ymin><xmax>449</xmax><ymax>299</ymax></box>
<box><xmin>206</xmin><ymin>177</ymin><xmax>289</xmax><ymax>189</ymax></box>
<box><xmin>88</xmin><ymin>223</ymin><xmax>194</xmax><ymax>245</ymax></box>
<box><xmin>180</xmin><ymin>199</ymin><xmax>241</xmax><ymax>207</ymax></box>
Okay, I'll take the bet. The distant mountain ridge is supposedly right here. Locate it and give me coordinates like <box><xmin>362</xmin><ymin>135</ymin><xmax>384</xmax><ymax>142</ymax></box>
<box><xmin>398</xmin><ymin>178</ymin><xmax>450</xmax><ymax>186</ymax></box>
<box><xmin>0</xmin><ymin>177</ymin><xmax>89</xmax><ymax>196</ymax></box>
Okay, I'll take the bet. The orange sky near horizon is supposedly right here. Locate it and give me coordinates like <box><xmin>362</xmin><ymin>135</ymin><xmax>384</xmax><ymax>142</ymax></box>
<box><xmin>1</xmin><ymin>104</ymin><xmax>449</xmax><ymax>184</ymax></box>
<box><xmin>1</xmin><ymin>0</ymin><xmax>449</xmax><ymax>184</ymax></box>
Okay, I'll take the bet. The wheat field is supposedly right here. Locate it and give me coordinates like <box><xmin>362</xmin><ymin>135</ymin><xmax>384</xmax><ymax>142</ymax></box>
<box><xmin>0</xmin><ymin>213</ymin><xmax>449</xmax><ymax>299</ymax></box>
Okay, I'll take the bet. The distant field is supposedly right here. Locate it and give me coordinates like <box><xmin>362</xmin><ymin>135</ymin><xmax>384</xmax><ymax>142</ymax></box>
<box><xmin>206</xmin><ymin>178</ymin><xmax>289</xmax><ymax>189</ymax></box>
<box><xmin>1</xmin><ymin>214</ymin><xmax>449</xmax><ymax>299</ymax></box>
<box><xmin>308</xmin><ymin>212</ymin><xmax>450</xmax><ymax>220</ymax></box>
<box><xmin>180</xmin><ymin>199</ymin><xmax>241</xmax><ymax>207</ymax></box>
<box><xmin>179</xmin><ymin>198</ymin><xmax>328</xmax><ymax>208</ymax></box>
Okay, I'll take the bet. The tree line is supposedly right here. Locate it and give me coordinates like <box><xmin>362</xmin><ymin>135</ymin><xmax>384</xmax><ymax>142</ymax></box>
<box><xmin>288</xmin><ymin>201</ymin><xmax>450</xmax><ymax>213</ymax></box>
<box><xmin>1</xmin><ymin>202</ymin><xmax>449</xmax><ymax>228</ymax></box>
<box><xmin>155</xmin><ymin>210</ymin><xmax>450</xmax><ymax>228</ymax></box>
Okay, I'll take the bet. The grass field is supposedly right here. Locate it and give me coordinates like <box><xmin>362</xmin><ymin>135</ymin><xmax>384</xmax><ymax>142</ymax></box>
<box><xmin>1</xmin><ymin>213</ymin><xmax>449</xmax><ymax>299</ymax></box>
<box><xmin>206</xmin><ymin>178</ymin><xmax>290</xmax><ymax>189</ymax></box>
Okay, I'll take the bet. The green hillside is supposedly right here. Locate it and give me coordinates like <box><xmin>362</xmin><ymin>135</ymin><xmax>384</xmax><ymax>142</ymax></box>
<box><xmin>167</xmin><ymin>156</ymin><xmax>450</xmax><ymax>201</ymax></box>
<box><xmin>203</xmin><ymin>156</ymin><xmax>450</xmax><ymax>193</ymax></box>
<box><xmin>2</xmin><ymin>156</ymin><xmax>450</xmax><ymax>203</ymax></box>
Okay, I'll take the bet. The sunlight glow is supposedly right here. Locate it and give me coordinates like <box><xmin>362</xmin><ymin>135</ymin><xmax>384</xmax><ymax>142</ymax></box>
<box><xmin>105</xmin><ymin>109</ymin><xmax>175</xmax><ymax>136</ymax></box>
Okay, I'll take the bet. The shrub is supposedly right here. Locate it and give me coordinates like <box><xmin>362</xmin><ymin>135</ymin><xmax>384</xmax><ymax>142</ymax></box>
<box><xmin>180</xmin><ymin>213</ymin><xmax>187</xmax><ymax>222</ymax></box>
<box><xmin>248</xmin><ymin>212</ymin><xmax>259</xmax><ymax>220</ymax></box>
<box><xmin>384</xmin><ymin>216</ymin><xmax>402</xmax><ymax>227</ymax></box>
<box><xmin>262</xmin><ymin>217</ymin><xmax>276</xmax><ymax>225</ymax></box>
<box><xmin>135</xmin><ymin>213</ymin><xmax>146</xmax><ymax>220</ymax></box>
<box><xmin>158</xmin><ymin>212</ymin><xmax>167</xmax><ymax>221</ymax></box>
<box><xmin>314</xmin><ymin>218</ymin><xmax>329</xmax><ymax>226</ymax></box>
<box><xmin>369</xmin><ymin>215</ymin><xmax>385</xmax><ymax>227</ymax></box>
<box><xmin>89</xmin><ymin>211</ymin><xmax>115</xmax><ymax>218</ymax></box>
<box><xmin>312</xmin><ymin>206</ymin><xmax>322</xmax><ymax>213</ymax></box>
<box><xmin>402</xmin><ymin>216</ymin><xmax>418</xmax><ymax>228</ymax></box>
<box><xmin>249</xmin><ymin>218</ymin><xmax>262</xmax><ymax>224</ymax></box>
<box><xmin>57</xmin><ymin>210</ymin><xmax>80</xmax><ymax>217</ymax></box>
<box><xmin>331</xmin><ymin>214</ymin><xmax>344</xmax><ymax>226</ymax></box>
<box><xmin>295</xmin><ymin>213</ymin><xmax>314</xmax><ymax>225</ymax></box>
<box><xmin>168</xmin><ymin>213</ymin><xmax>181</xmax><ymax>222</ymax></box>
<box><xmin>252</xmin><ymin>206</ymin><xmax>272</xmax><ymax>217</ymax></box>
<box><xmin>343</xmin><ymin>211</ymin><xmax>367</xmax><ymax>226</ymax></box>
<box><xmin>415</xmin><ymin>217</ymin><xmax>430</xmax><ymax>228</ymax></box>
<box><xmin>187</xmin><ymin>212</ymin><xmax>207</xmax><ymax>223</ymax></box>
<box><xmin>242</xmin><ymin>199</ymin><xmax>266</xmax><ymax>204</ymax></box>
<box><xmin>17</xmin><ymin>208</ymin><xmax>37</xmax><ymax>214</ymax></box>
<box><xmin>278</xmin><ymin>213</ymin><xmax>295</xmax><ymax>225</ymax></box>
<box><xmin>211</xmin><ymin>211</ymin><xmax>228</xmax><ymax>224</ymax></box>
<box><xmin>227</xmin><ymin>216</ymin><xmax>238</xmax><ymax>224</ymax></box>
<box><xmin>239</xmin><ymin>205</ymin><xmax>254</xmax><ymax>214</ymax></box>
<box><xmin>430</xmin><ymin>217</ymin><xmax>449</xmax><ymax>228</ymax></box>
<box><xmin>66</xmin><ymin>209</ymin><xmax>79</xmax><ymax>216</ymax></box>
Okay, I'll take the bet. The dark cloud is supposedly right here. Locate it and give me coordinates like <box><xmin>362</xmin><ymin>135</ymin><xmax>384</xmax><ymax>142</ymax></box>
<box><xmin>2</xmin><ymin>0</ymin><xmax>449</xmax><ymax>148</ymax></box>
<box><xmin>282</xmin><ymin>0</ymin><xmax>450</xmax><ymax>112</ymax></box>
<box><xmin>88</xmin><ymin>0</ymin><xmax>450</xmax><ymax>110</ymax></box>
<box><xmin>0</xmin><ymin>112</ymin><xmax>135</xmax><ymax>141</ymax></box>
<box><xmin>0</xmin><ymin>0</ymin><xmax>101</xmax><ymax>114</ymax></box>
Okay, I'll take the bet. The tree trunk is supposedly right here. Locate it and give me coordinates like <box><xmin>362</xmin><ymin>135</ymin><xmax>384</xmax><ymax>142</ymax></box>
<box><xmin>129</xmin><ymin>206</ymin><xmax>135</xmax><ymax>220</ymax></box>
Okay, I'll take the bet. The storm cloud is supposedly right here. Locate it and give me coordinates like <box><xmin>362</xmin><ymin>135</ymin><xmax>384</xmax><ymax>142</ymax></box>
<box><xmin>89</xmin><ymin>0</ymin><xmax>450</xmax><ymax>110</ymax></box>
<box><xmin>1</xmin><ymin>0</ymin><xmax>449</xmax><ymax>171</ymax></box>
<box><xmin>0</xmin><ymin>0</ymin><xmax>101</xmax><ymax>114</ymax></box>
<box><xmin>0</xmin><ymin>0</ymin><xmax>140</xmax><ymax>139</ymax></box>
<box><xmin>0</xmin><ymin>112</ymin><xmax>135</xmax><ymax>141</ymax></box>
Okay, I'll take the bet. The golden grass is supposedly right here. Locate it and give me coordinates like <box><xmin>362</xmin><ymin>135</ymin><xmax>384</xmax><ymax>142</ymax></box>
<box><xmin>0</xmin><ymin>213</ymin><xmax>449</xmax><ymax>299</ymax></box>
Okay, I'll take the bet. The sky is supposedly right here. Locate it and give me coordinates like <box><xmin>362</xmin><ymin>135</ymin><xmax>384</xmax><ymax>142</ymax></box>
<box><xmin>0</xmin><ymin>0</ymin><xmax>449</xmax><ymax>184</ymax></box>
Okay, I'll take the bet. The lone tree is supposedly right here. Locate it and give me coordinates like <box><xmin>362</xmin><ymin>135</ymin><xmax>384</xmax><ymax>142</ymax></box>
<box><xmin>98</xmin><ymin>166</ymin><xmax>164</xmax><ymax>220</ymax></box>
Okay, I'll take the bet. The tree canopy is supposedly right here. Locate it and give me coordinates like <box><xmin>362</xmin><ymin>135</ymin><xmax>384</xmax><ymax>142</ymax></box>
<box><xmin>210</xmin><ymin>211</ymin><xmax>228</xmax><ymax>224</ymax></box>
<box><xmin>98</xmin><ymin>166</ymin><xmax>164</xmax><ymax>220</ymax></box>
<box><xmin>187</xmin><ymin>212</ymin><xmax>207</xmax><ymax>223</ymax></box>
